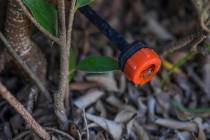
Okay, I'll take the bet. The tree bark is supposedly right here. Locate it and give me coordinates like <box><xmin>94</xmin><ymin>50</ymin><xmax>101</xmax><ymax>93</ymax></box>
<box><xmin>4</xmin><ymin>0</ymin><xmax>47</xmax><ymax>81</ymax></box>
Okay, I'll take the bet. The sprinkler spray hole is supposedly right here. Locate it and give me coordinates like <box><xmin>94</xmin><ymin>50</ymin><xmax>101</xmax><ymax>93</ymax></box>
<box><xmin>140</xmin><ymin>64</ymin><xmax>156</xmax><ymax>80</ymax></box>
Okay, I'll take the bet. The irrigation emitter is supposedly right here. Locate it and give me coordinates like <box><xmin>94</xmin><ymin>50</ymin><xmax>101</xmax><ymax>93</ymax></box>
<box><xmin>80</xmin><ymin>6</ymin><xmax>161</xmax><ymax>85</ymax></box>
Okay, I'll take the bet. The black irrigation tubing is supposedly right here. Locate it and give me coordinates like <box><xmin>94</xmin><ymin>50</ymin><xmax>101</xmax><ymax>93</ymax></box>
<box><xmin>79</xmin><ymin>6</ymin><xmax>148</xmax><ymax>68</ymax></box>
<box><xmin>79</xmin><ymin>5</ymin><xmax>130</xmax><ymax>52</ymax></box>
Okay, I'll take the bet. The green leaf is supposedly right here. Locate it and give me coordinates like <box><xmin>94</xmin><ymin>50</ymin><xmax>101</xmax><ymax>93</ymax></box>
<box><xmin>78</xmin><ymin>56</ymin><xmax>119</xmax><ymax>73</ymax></box>
<box><xmin>69</xmin><ymin>48</ymin><xmax>77</xmax><ymax>81</ymax></box>
<box><xmin>23</xmin><ymin>0</ymin><xmax>58</xmax><ymax>36</ymax></box>
<box><xmin>76</xmin><ymin>0</ymin><xmax>95</xmax><ymax>9</ymax></box>
<box><xmin>205</xmin><ymin>44</ymin><xmax>210</xmax><ymax>51</ymax></box>
<box><xmin>171</xmin><ymin>100</ymin><xmax>210</xmax><ymax>113</ymax></box>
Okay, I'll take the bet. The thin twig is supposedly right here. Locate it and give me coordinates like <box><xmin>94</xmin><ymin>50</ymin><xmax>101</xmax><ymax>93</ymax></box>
<box><xmin>200</xmin><ymin>4</ymin><xmax>210</xmax><ymax>33</ymax></box>
<box><xmin>191</xmin><ymin>0</ymin><xmax>204</xmax><ymax>15</ymax></box>
<box><xmin>13</xmin><ymin>127</ymin><xmax>76</xmax><ymax>140</ymax></box>
<box><xmin>26</xmin><ymin>87</ymin><xmax>37</xmax><ymax>114</ymax></box>
<box><xmin>67</xmin><ymin>0</ymin><xmax>77</xmax><ymax>47</ymax></box>
<box><xmin>14</xmin><ymin>0</ymin><xmax>61</xmax><ymax>45</ymax></box>
<box><xmin>0</xmin><ymin>32</ymin><xmax>52</xmax><ymax>102</ymax></box>
<box><xmin>58</xmin><ymin>0</ymin><xmax>67</xmax><ymax>42</ymax></box>
<box><xmin>13</xmin><ymin>131</ymin><xmax>30</xmax><ymax>140</ymax></box>
<box><xmin>191</xmin><ymin>0</ymin><xmax>210</xmax><ymax>33</ymax></box>
<box><xmin>54</xmin><ymin>0</ymin><xmax>76</xmax><ymax>128</ymax></box>
<box><xmin>65</xmin><ymin>0</ymin><xmax>77</xmax><ymax>120</ymax></box>
<box><xmin>46</xmin><ymin>127</ymin><xmax>76</xmax><ymax>140</ymax></box>
<box><xmin>54</xmin><ymin>0</ymin><xmax>69</xmax><ymax>128</ymax></box>
<box><xmin>161</xmin><ymin>31</ymin><xmax>206</xmax><ymax>57</ymax></box>
<box><xmin>78</xmin><ymin>130</ymin><xmax>82</xmax><ymax>140</ymax></box>
<box><xmin>155</xmin><ymin>118</ymin><xmax>197</xmax><ymax>131</ymax></box>
<box><xmin>0</xmin><ymin>81</ymin><xmax>51</xmax><ymax>140</ymax></box>
<box><xmin>83</xmin><ymin>108</ymin><xmax>90</xmax><ymax>140</ymax></box>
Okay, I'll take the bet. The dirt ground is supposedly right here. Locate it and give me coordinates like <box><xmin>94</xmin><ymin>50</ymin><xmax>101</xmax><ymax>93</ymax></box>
<box><xmin>0</xmin><ymin>0</ymin><xmax>210</xmax><ymax>140</ymax></box>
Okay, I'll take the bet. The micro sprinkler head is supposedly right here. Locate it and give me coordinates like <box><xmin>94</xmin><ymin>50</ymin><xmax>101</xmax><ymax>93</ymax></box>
<box><xmin>119</xmin><ymin>42</ymin><xmax>161</xmax><ymax>85</ymax></box>
<box><xmin>79</xmin><ymin>6</ymin><xmax>161</xmax><ymax>85</ymax></box>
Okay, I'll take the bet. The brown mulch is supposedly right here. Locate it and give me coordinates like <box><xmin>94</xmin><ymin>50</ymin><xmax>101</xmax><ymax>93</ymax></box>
<box><xmin>1</xmin><ymin>0</ymin><xmax>210</xmax><ymax>139</ymax></box>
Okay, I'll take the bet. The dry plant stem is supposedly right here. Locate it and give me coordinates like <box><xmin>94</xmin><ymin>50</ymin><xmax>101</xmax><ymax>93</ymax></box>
<box><xmin>191</xmin><ymin>0</ymin><xmax>210</xmax><ymax>33</ymax></box>
<box><xmin>58</xmin><ymin>0</ymin><xmax>67</xmax><ymax>39</ymax></box>
<box><xmin>26</xmin><ymin>87</ymin><xmax>38</xmax><ymax>114</ymax></box>
<box><xmin>65</xmin><ymin>0</ymin><xmax>76</xmax><ymax>117</ymax></box>
<box><xmin>191</xmin><ymin>33</ymin><xmax>207</xmax><ymax>51</ymax></box>
<box><xmin>191</xmin><ymin>0</ymin><xmax>204</xmax><ymax>14</ymax></box>
<box><xmin>201</xmin><ymin>4</ymin><xmax>210</xmax><ymax>33</ymax></box>
<box><xmin>0</xmin><ymin>32</ymin><xmax>51</xmax><ymax>101</ymax></box>
<box><xmin>54</xmin><ymin>0</ymin><xmax>76</xmax><ymax>128</ymax></box>
<box><xmin>14</xmin><ymin>128</ymin><xmax>76</xmax><ymax>140</ymax></box>
<box><xmin>82</xmin><ymin>109</ymin><xmax>89</xmax><ymax>140</ymax></box>
<box><xmin>14</xmin><ymin>0</ymin><xmax>61</xmax><ymax>45</ymax></box>
<box><xmin>161</xmin><ymin>31</ymin><xmax>205</xmax><ymax>57</ymax></box>
<box><xmin>0</xmin><ymin>82</ymin><xmax>51</xmax><ymax>140</ymax></box>
<box><xmin>46</xmin><ymin>127</ymin><xmax>75</xmax><ymax>140</ymax></box>
<box><xmin>13</xmin><ymin>131</ymin><xmax>30</xmax><ymax>140</ymax></box>
<box><xmin>67</xmin><ymin>0</ymin><xmax>76</xmax><ymax>47</ymax></box>
<box><xmin>54</xmin><ymin>0</ymin><xmax>69</xmax><ymax>127</ymax></box>
<box><xmin>155</xmin><ymin>118</ymin><xmax>197</xmax><ymax>132</ymax></box>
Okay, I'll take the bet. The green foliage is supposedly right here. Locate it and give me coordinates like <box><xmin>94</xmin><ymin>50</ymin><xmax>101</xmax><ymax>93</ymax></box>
<box><xmin>205</xmin><ymin>44</ymin><xmax>210</xmax><ymax>51</ymax></box>
<box><xmin>23</xmin><ymin>0</ymin><xmax>58</xmax><ymax>36</ymax></box>
<box><xmin>68</xmin><ymin>54</ymin><xmax>119</xmax><ymax>81</ymax></box>
<box><xmin>23</xmin><ymin>0</ymin><xmax>119</xmax><ymax>79</ymax></box>
<box><xmin>76</xmin><ymin>0</ymin><xmax>95</xmax><ymax>9</ymax></box>
<box><xmin>69</xmin><ymin>48</ymin><xmax>77</xmax><ymax>81</ymax></box>
<box><xmin>78</xmin><ymin>56</ymin><xmax>119</xmax><ymax>73</ymax></box>
<box><xmin>171</xmin><ymin>100</ymin><xmax>210</xmax><ymax>113</ymax></box>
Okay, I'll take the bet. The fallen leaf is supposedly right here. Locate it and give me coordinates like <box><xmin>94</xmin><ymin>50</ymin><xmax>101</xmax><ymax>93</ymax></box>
<box><xmin>74</xmin><ymin>90</ymin><xmax>104</xmax><ymax>109</ymax></box>
<box><xmin>86</xmin><ymin>113</ymin><xmax>123</xmax><ymax>140</ymax></box>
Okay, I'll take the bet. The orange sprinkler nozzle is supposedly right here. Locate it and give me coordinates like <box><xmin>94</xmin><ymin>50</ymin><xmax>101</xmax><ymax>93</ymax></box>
<box><xmin>80</xmin><ymin>6</ymin><xmax>161</xmax><ymax>85</ymax></box>
<box><xmin>119</xmin><ymin>42</ymin><xmax>161</xmax><ymax>85</ymax></box>
<box><xmin>123</xmin><ymin>48</ymin><xmax>161</xmax><ymax>85</ymax></box>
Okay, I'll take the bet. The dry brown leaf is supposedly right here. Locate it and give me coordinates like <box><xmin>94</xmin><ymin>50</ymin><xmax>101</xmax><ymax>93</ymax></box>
<box><xmin>193</xmin><ymin>118</ymin><xmax>206</xmax><ymax>140</ymax></box>
<box><xmin>133</xmin><ymin>121</ymin><xmax>150</xmax><ymax>140</ymax></box>
<box><xmin>95</xmin><ymin>100</ymin><xmax>107</xmax><ymax>117</ymax></box>
<box><xmin>155</xmin><ymin>118</ymin><xmax>197</xmax><ymax>132</ymax></box>
<box><xmin>114</xmin><ymin>108</ymin><xmax>137</xmax><ymax>123</ymax></box>
<box><xmin>86</xmin><ymin>113</ymin><xmax>123</xmax><ymax>140</ymax></box>
<box><xmin>106</xmin><ymin>95</ymin><xmax>124</xmax><ymax>109</ymax></box>
<box><xmin>74</xmin><ymin>90</ymin><xmax>104</xmax><ymax>109</ymax></box>
<box><xmin>86</xmin><ymin>74</ymin><xmax>119</xmax><ymax>92</ymax></box>
<box><xmin>145</xmin><ymin>13</ymin><xmax>173</xmax><ymax>41</ymax></box>
<box><xmin>176</xmin><ymin>131</ymin><xmax>192</xmax><ymax>140</ymax></box>
<box><xmin>127</xmin><ymin>119</ymin><xmax>150</xmax><ymax>140</ymax></box>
